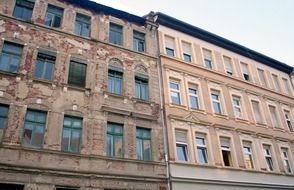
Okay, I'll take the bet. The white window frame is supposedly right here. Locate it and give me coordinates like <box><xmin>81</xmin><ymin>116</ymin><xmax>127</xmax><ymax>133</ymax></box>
<box><xmin>223</xmin><ymin>55</ymin><xmax>233</xmax><ymax>76</ymax></box>
<box><xmin>211</xmin><ymin>90</ymin><xmax>222</xmax><ymax>115</ymax></box>
<box><xmin>175</xmin><ymin>130</ymin><xmax>189</xmax><ymax>162</ymax></box>
<box><xmin>202</xmin><ymin>48</ymin><xmax>213</xmax><ymax>69</ymax></box>
<box><xmin>263</xmin><ymin>145</ymin><xmax>274</xmax><ymax>171</ymax></box>
<box><xmin>195</xmin><ymin>134</ymin><xmax>208</xmax><ymax>164</ymax></box>
<box><xmin>220</xmin><ymin>137</ymin><xmax>233</xmax><ymax>167</ymax></box>
<box><xmin>240</xmin><ymin>62</ymin><xmax>250</xmax><ymax>81</ymax></box>
<box><xmin>188</xmin><ymin>84</ymin><xmax>200</xmax><ymax>109</ymax></box>
<box><xmin>281</xmin><ymin>147</ymin><xmax>292</xmax><ymax>173</ymax></box>
<box><xmin>282</xmin><ymin>78</ymin><xmax>291</xmax><ymax>95</ymax></box>
<box><xmin>284</xmin><ymin>110</ymin><xmax>293</xmax><ymax>132</ymax></box>
<box><xmin>232</xmin><ymin>96</ymin><xmax>243</xmax><ymax>119</ymax></box>
<box><xmin>182</xmin><ymin>41</ymin><xmax>192</xmax><ymax>62</ymax></box>
<box><xmin>272</xmin><ymin>74</ymin><xmax>281</xmax><ymax>91</ymax></box>
<box><xmin>170</xmin><ymin>80</ymin><xmax>182</xmax><ymax>105</ymax></box>
<box><xmin>251</xmin><ymin>100</ymin><xmax>264</xmax><ymax>124</ymax></box>
<box><xmin>242</xmin><ymin>141</ymin><xmax>254</xmax><ymax>169</ymax></box>
<box><xmin>269</xmin><ymin>105</ymin><xmax>280</xmax><ymax>128</ymax></box>
<box><xmin>257</xmin><ymin>68</ymin><xmax>268</xmax><ymax>87</ymax></box>
<box><xmin>165</xmin><ymin>35</ymin><xmax>176</xmax><ymax>57</ymax></box>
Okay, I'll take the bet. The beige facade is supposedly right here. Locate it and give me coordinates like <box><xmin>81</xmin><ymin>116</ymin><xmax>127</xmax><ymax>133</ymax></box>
<box><xmin>0</xmin><ymin>0</ymin><xmax>167</xmax><ymax>190</ymax></box>
<box><xmin>155</xmin><ymin>15</ymin><xmax>294</xmax><ymax>189</ymax></box>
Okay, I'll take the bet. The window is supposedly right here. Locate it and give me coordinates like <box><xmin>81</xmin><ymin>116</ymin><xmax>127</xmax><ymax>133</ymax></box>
<box><xmin>109</xmin><ymin>23</ymin><xmax>123</xmax><ymax>46</ymax></box>
<box><xmin>175</xmin><ymin>130</ymin><xmax>188</xmax><ymax>161</ymax></box>
<box><xmin>243</xmin><ymin>141</ymin><xmax>254</xmax><ymax>169</ymax></box>
<box><xmin>232</xmin><ymin>96</ymin><xmax>242</xmax><ymax>118</ymax></box>
<box><xmin>211</xmin><ymin>90</ymin><xmax>222</xmax><ymax>114</ymax></box>
<box><xmin>272</xmin><ymin>74</ymin><xmax>281</xmax><ymax>91</ymax></box>
<box><xmin>281</xmin><ymin>148</ymin><xmax>292</xmax><ymax>173</ymax></box>
<box><xmin>284</xmin><ymin>110</ymin><xmax>293</xmax><ymax>132</ymax></box>
<box><xmin>136</xmin><ymin>128</ymin><xmax>151</xmax><ymax>160</ymax></box>
<box><xmin>74</xmin><ymin>13</ymin><xmax>90</xmax><ymax>37</ymax></box>
<box><xmin>107</xmin><ymin>123</ymin><xmax>123</xmax><ymax>158</ymax></box>
<box><xmin>223</xmin><ymin>56</ymin><xmax>233</xmax><ymax>75</ymax></box>
<box><xmin>0</xmin><ymin>41</ymin><xmax>23</xmax><ymax>73</ymax></box>
<box><xmin>258</xmin><ymin>69</ymin><xmax>267</xmax><ymax>87</ymax></box>
<box><xmin>283</xmin><ymin>78</ymin><xmax>291</xmax><ymax>95</ymax></box>
<box><xmin>55</xmin><ymin>187</ymin><xmax>79</xmax><ymax>190</ymax></box>
<box><xmin>135</xmin><ymin>75</ymin><xmax>149</xmax><ymax>100</ymax></box>
<box><xmin>0</xmin><ymin>105</ymin><xmax>9</xmax><ymax>129</ymax></box>
<box><xmin>45</xmin><ymin>4</ymin><xmax>63</xmax><ymax>28</ymax></box>
<box><xmin>220</xmin><ymin>137</ymin><xmax>232</xmax><ymax>167</ymax></box>
<box><xmin>13</xmin><ymin>0</ymin><xmax>34</xmax><ymax>21</ymax></box>
<box><xmin>165</xmin><ymin>36</ymin><xmax>175</xmax><ymax>57</ymax></box>
<box><xmin>269</xmin><ymin>105</ymin><xmax>280</xmax><ymax>128</ymax></box>
<box><xmin>61</xmin><ymin>116</ymin><xmax>83</xmax><ymax>153</ymax></box>
<box><xmin>22</xmin><ymin>110</ymin><xmax>46</xmax><ymax>148</ymax></box>
<box><xmin>263</xmin><ymin>145</ymin><xmax>274</xmax><ymax>171</ymax></box>
<box><xmin>133</xmin><ymin>31</ymin><xmax>145</xmax><ymax>52</ymax></box>
<box><xmin>203</xmin><ymin>49</ymin><xmax>213</xmax><ymax>69</ymax></box>
<box><xmin>182</xmin><ymin>42</ymin><xmax>192</xmax><ymax>62</ymax></box>
<box><xmin>108</xmin><ymin>68</ymin><xmax>123</xmax><ymax>95</ymax></box>
<box><xmin>170</xmin><ymin>81</ymin><xmax>181</xmax><ymax>105</ymax></box>
<box><xmin>188</xmin><ymin>85</ymin><xmax>199</xmax><ymax>109</ymax></box>
<box><xmin>196</xmin><ymin>134</ymin><xmax>208</xmax><ymax>164</ymax></box>
<box><xmin>251</xmin><ymin>100</ymin><xmax>263</xmax><ymax>124</ymax></box>
<box><xmin>241</xmin><ymin>62</ymin><xmax>250</xmax><ymax>81</ymax></box>
<box><xmin>68</xmin><ymin>59</ymin><xmax>87</xmax><ymax>88</ymax></box>
<box><xmin>34</xmin><ymin>51</ymin><xmax>55</xmax><ymax>80</ymax></box>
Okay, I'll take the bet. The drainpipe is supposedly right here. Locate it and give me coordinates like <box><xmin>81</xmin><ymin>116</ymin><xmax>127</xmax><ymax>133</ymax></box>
<box><xmin>152</xmin><ymin>13</ymin><xmax>172</xmax><ymax>190</ymax></box>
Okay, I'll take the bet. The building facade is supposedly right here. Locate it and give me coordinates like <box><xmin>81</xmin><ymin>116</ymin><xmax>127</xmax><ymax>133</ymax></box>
<box><xmin>0</xmin><ymin>0</ymin><xmax>167</xmax><ymax>190</ymax></box>
<box><xmin>153</xmin><ymin>12</ymin><xmax>294</xmax><ymax>190</ymax></box>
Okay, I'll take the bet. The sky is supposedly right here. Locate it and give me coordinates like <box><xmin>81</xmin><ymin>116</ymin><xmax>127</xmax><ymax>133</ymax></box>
<box><xmin>92</xmin><ymin>0</ymin><xmax>294</xmax><ymax>67</ymax></box>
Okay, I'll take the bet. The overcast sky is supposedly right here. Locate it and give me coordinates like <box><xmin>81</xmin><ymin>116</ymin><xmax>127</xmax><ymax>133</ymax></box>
<box><xmin>92</xmin><ymin>0</ymin><xmax>294</xmax><ymax>67</ymax></box>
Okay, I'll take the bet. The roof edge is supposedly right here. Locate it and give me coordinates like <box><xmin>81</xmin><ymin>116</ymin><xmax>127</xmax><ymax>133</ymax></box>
<box><xmin>155</xmin><ymin>12</ymin><xmax>293</xmax><ymax>74</ymax></box>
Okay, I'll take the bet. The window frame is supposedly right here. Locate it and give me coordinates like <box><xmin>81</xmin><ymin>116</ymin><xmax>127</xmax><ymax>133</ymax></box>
<box><xmin>109</xmin><ymin>23</ymin><xmax>123</xmax><ymax>46</ymax></box>
<box><xmin>211</xmin><ymin>90</ymin><xmax>222</xmax><ymax>115</ymax></box>
<box><xmin>263</xmin><ymin>145</ymin><xmax>274</xmax><ymax>171</ymax></box>
<box><xmin>12</xmin><ymin>0</ymin><xmax>35</xmax><ymax>21</ymax></box>
<box><xmin>165</xmin><ymin>36</ymin><xmax>176</xmax><ymax>57</ymax></box>
<box><xmin>44</xmin><ymin>4</ymin><xmax>64</xmax><ymax>28</ymax></box>
<box><xmin>136</xmin><ymin>127</ymin><xmax>152</xmax><ymax>161</ymax></box>
<box><xmin>203</xmin><ymin>49</ymin><xmax>213</xmax><ymax>69</ymax></box>
<box><xmin>61</xmin><ymin>116</ymin><xmax>83</xmax><ymax>153</ymax></box>
<box><xmin>133</xmin><ymin>31</ymin><xmax>145</xmax><ymax>53</ymax></box>
<box><xmin>232</xmin><ymin>95</ymin><xmax>243</xmax><ymax>119</ymax></box>
<box><xmin>0</xmin><ymin>41</ymin><xmax>23</xmax><ymax>74</ymax></box>
<box><xmin>175</xmin><ymin>130</ymin><xmax>189</xmax><ymax>162</ymax></box>
<box><xmin>170</xmin><ymin>81</ymin><xmax>181</xmax><ymax>105</ymax></box>
<box><xmin>74</xmin><ymin>13</ymin><xmax>91</xmax><ymax>37</ymax></box>
<box><xmin>272</xmin><ymin>74</ymin><xmax>281</xmax><ymax>91</ymax></box>
<box><xmin>257</xmin><ymin>68</ymin><xmax>268</xmax><ymax>87</ymax></box>
<box><xmin>251</xmin><ymin>100</ymin><xmax>264</xmax><ymax>124</ymax></box>
<box><xmin>240</xmin><ymin>62</ymin><xmax>250</xmax><ymax>81</ymax></box>
<box><xmin>268</xmin><ymin>105</ymin><xmax>280</xmax><ymax>128</ymax></box>
<box><xmin>182</xmin><ymin>41</ymin><xmax>192</xmax><ymax>62</ymax></box>
<box><xmin>107</xmin><ymin>122</ymin><xmax>124</xmax><ymax>158</ymax></box>
<box><xmin>67</xmin><ymin>59</ymin><xmax>87</xmax><ymax>88</ymax></box>
<box><xmin>22</xmin><ymin>109</ymin><xmax>47</xmax><ymax>148</ymax></box>
<box><xmin>220</xmin><ymin>137</ymin><xmax>233</xmax><ymax>167</ymax></box>
<box><xmin>223</xmin><ymin>55</ymin><xmax>234</xmax><ymax>76</ymax></box>
<box><xmin>108</xmin><ymin>68</ymin><xmax>123</xmax><ymax>95</ymax></box>
<box><xmin>195</xmin><ymin>134</ymin><xmax>208</xmax><ymax>164</ymax></box>
<box><xmin>284</xmin><ymin>110</ymin><xmax>293</xmax><ymax>132</ymax></box>
<box><xmin>135</xmin><ymin>75</ymin><xmax>149</xmax><ymax>101</ymax></box>
<box><xmin>242</xmin><ymin>141</ymin><xmax>254</xmax><ymax>169</ymax></box>
<box><xmin>281</xmin><ymin>148</ymin><xmax>292</xmax><ymax>173</ymax></box>
<box><xmin>34</xmin><ymin>51</ymin><xmax>56</xmax><ymax>81</ymax></box>
<box><xmin>282</xmin><ymin>78</ymin><xmax>291</xmax><ymax>95</ymax></box>
<box><xmin>188</xmin><ymin>84</ymin><xmax>200</xmax><ymax>109</ymax></box>
<box><xmin>0</xmin><ymin>104</ymin><xmax>9</xmax><ymax>129</ymax></box>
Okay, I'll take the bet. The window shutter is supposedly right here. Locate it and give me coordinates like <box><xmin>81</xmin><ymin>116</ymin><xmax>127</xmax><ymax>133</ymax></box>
<box><xmin>176</xmin><ymin>131</ymin><xmax>187</xmax><ymax>143</ymax></box>
<box><xmin>182</xmin><ymin>42</ymin><xmax>191</xmax><ymax>55</ymax></box>
<box><xmin>165</xmin><ymin>36</ymin><xmax>175</xmax><ymax>49</ymax></box>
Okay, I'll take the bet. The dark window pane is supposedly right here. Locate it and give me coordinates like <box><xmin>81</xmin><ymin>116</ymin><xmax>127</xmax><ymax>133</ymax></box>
<box><xmin>13</xmin><ymin>0</ymin><xmax>34</xmax><ymax>21</ymax></box>
<box><xmin>184</xmin><ymin>53</ymin><xmax>192</xmax><ymax>62</ymax></box>
<box><xmin>176</xmin><ymin>144</ymin><xmax>188</xmax><ymax>161</ymax></box>
<box><xmin>0</xmin><ymin>105</ymin><xmax>9</xmax><ymax>129</ymax></box>
<box><xmin>68</xmin><ymin>60</ymin><xmax>86</xmax><ymax>88</ymax></box>
<box><xmin>62</xmin><ymin>116</ymin><xmax>82</xmax><ymax>153</ymax></box>
<box><xmin>108</xmin><ymin>69</ymin><xmax>123</xmax><ymax>94</ymax></box>
<box><xmin>75</xmin><ymin>13</ymin><xmax>90</xmax><ymax>37</ymax></box>
<box><xmin>109</xmin><ymin>23</ymin><xmax>123</xmax><ymax>46</ymax></box>
<box><xmin>135</xmin><ymin>76</ymin><xmax>149</xmax><ymax>100</ymax></box>
<box><xmin>166</xmin><ymin>48</ymin><xmax>174</xmax><ymax>56</ymax></box>
<box><xmin>0</xmin><ymin>42</ymin><xmax>23</xmax><ymax>73</ymax></box>
<box><xmin>133</xmin><ymin>31</ymin><xmax>145</xmax><ymax>52</ymax></box>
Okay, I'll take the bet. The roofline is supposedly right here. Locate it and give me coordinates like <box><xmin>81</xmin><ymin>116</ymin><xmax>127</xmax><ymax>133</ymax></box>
<box><xmin>154</xmin><ymin>12</ymin><xmax>293</xmax><ymax>74</ymax></box>
<box><xmin>62</xmin><ymin>0</ymin><xmax>146</xmax><ymax>26</ymax></box>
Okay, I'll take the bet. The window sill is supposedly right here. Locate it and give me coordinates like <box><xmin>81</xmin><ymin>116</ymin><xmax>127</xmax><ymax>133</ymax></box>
<box><xmin>190</xmin><ymin>108</ymin><xmax>206</xmax><ymax>114</ymax></box>
<box><xmin>66</xmin><ymin>85</ymin><xmax>90</xmax><ymax>93</ymax></box>
<box><xmin>104</xmin><ymin>91</ymin><xmax>126</xmax><ymax>99</ymax></box>
<box><xmin>213</xmin><ymin>113</ymin><xmax>229</xmax><ymax>119</ymax></box>
<box><xmin>32</xmin><ymin>78</ymin><xmax>55</xmax><ymax>86</ymax></box>
<box><xmin>256</xmin><ymin>123</ymin><xmax>267</xmax><ymax>128</ymax></box>
<box><xmin>235</xmin><ymin>117</ymin><xmax>249</xmax><ymax>124</ymax></box>
<box><xmin>0</xmin><ymin>70</ymin><xmax>20</xmax><ymax>77</ymax></box>
<box><xmin>273</xmin><ymin>127</ymin><xmax>285</xmax><ymax>132</ymax></box>
<box><xmin>132</xmin><ymin>97</ymin><xmax>152</xmax><ymax>105</ymax></box>
<box><xmin>170</xmin><ymin>103</ymin><xmax>186</xmax><ymax>109</ymax></box>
